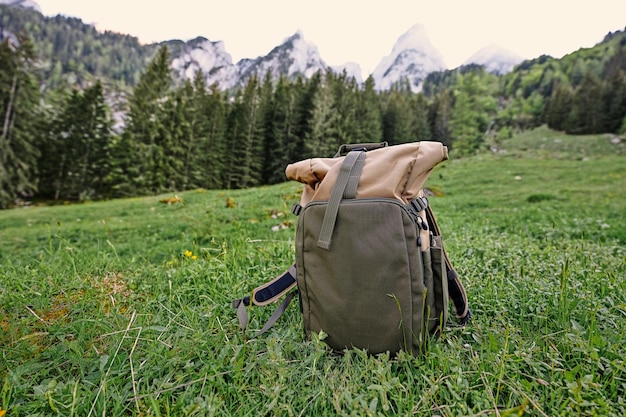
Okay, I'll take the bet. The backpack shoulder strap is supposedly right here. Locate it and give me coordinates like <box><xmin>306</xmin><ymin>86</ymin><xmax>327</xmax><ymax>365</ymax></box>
<box><xmin>231</xmin><ymin>264</ymin><xmax>297</xmax><ymax>337</ymax></box>
<box><xmin>424</xmin><ymin>205</ymin><xmax>472</xmax><ymax>325</ymax></box>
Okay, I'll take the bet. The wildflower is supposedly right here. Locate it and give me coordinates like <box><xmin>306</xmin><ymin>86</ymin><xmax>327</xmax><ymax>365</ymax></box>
<box><xmin>184</xmin><ymin>250</ymin><xmax>193</xmax><ymax>257</ymax></box>
<box><xmin>192</xmin><ymin>255</ymin><xmax>198</xmax><ymax>260</ymax></box>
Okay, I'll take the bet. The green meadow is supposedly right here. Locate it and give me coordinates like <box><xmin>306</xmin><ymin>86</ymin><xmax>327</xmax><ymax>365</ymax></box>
<box><xmin>1</xmin><ymin>128</ymin><xmax>625</xmax><ymax>416</ymax></box>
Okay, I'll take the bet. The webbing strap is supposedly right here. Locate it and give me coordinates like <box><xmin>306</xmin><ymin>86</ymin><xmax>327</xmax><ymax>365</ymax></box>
<box><xmin>425</xmin><ymin>205</ymin><xmax>472</xmax><ymax>324</ymax></box>
<box><xmin>235</xmin><ymin>291</ymin><xmax>296</xmax><ymax>338</ymax></box>
<box><xmin>232</xmin><ymin>264</ymin><xmax>298</xmax><ymax>336</ymax></box>
<box><xmin>317</xmin><ymin>151</ymin><xmax>366</xmax><ymax>250</ymax></box>
<box><xmin>251</xmin><ymin>264</ymin><xmax>297</xmax><ymax>306</ymax></box>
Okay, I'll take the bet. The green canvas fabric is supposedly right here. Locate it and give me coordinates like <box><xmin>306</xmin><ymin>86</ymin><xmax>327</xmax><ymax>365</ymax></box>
<box><xmin>296</xmin><ymin>197</ymin><xmax>449</xmax><ymax>355</ymax></box>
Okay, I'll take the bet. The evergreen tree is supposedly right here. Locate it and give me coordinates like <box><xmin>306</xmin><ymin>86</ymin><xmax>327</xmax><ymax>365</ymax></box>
<box><xmin>174</xmin><ymin>71</ymin><xmax>228</xmax><ymax>191</ymax></box>
<box><xmin>329</xmin><ymin>70</ymin><xmax>360</xmax><ymax>146</ymax></box>
<box><xmin>546</xmin><ymin>81</ymin><xmax>574</xmax><ymax>131</ymax></box>
<box><xmin>39</xmin><ymin>81</ymin><xmax>112</xmax><ymax>200</ymax></box>
<box><xmin>0</xmin><ymin>35</ymin><xmax>41</xmax><ymax>208</ymax></box>
<box><xmin>291</xmin><ymin>73</ymin><xmax>319</xmax><ymax>161</ymax></box>
<box><xmin>449</xmin><ymin>73</ymin><xmax>485</xmax><ymax>155</ymax></box>
<box><xmin>158</xmin><ymin>83</ymin><xmax>190</xmax><ymax>192</ymax></box>
<box><xmin>602</xmin><ymin>70</ymin><xmax>626</xmax><ymax>132</ymax></box>
<box><xmin>116</xmin><ymin>45</ymin><xmax>173</xmax><ymax>195</ymax></box>
<box><xmin>81</xmin><ymin>81</ymin><xmax>113</xmax><ymax>197</ymax></box>
<box><xmin>568</xmin><ymin>71</ymin><xmax>604</xmax><ymax>134</ymax></box>
<box><xmin>225</xmin><ymin>76</ymin><xmax>265</xmax><ymax>188</ymax></box>
<box><xmin>305</xmin><ymin>74</ymin><xmax>340</xmax><ymax>157</ymax></box>
<box><xmin>201</xmin><ymin>83</ymin><xmax>228</xmax><ymax>189</ymax></box>
<box><xmin>355</xmin><ymin>76</ymin><xmax>383</xmax><ymax>143</ymax></box>
<box><xmin>263</xmin><ymin>74</ymin><xmax>301</xmax><ymax>184</ymax></box>
<box><xmin>381</xmin><ymin>86</ymin><xmax>413</xmax><ymax>144</ymax></box>
<box><xmin>410</xmin><ymin>93</ymin><xmax>431</xmax><ymax>142</ymax></box>
<box><xmin>428</xmin><ymin>89</ymin><xmax>455</xmax><ymax>147</ymax></box>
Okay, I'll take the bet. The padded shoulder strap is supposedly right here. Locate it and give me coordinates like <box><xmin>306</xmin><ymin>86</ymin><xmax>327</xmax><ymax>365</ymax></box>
<box><xmin>425</xmin><ymin>205</ymin><xmax>472</xmax><ymax>324</ymax></box>
<box><xmin>231</xmin><ymin>264</ymin><xmax>298</xmax><ymax>337</ymax></box>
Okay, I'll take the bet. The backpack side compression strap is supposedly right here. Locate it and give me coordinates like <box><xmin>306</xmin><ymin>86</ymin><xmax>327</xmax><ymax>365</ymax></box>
<box><xmin>425</xmin><ymin>205</ymin><xmax>472</xmax><ymax>325</ymax></box>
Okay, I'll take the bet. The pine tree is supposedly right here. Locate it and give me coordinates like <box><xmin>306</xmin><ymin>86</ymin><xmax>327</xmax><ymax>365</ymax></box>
<box><xmin>546</xmin><ymin>81</ymin><xmax>574</xmax><ymax>131</ymax></box>
<box><xmin>0</xmin><ymin>35</ymin><xmax>42</xmax><ymax>208</ymax></box>
<box><xmin>39</xmin><ymin>81</ymin><xmax>112</xmax><ymax>200</ymax></box>
<box><xmin>118</xmin><ymin>45</ymin><xmax>173</xmax><ymax>195</ymax></box>
<box><xmin>329</xmin><ymin>70</ymin><xmax>360</xmax><ymax>146</ymax></box>
<box><xmin>602</xmin><ymin>70</ymin><xmax>626</xmax><ymax>133</ymax></box>
<box><xmin>305</xmin><ymin>74</ymin><xmax>340</xmax><ymax>157</ymax></box>
<box><xmin>158</xmin><ymin>84</ymin><xmax>189</xmax><ymax>192</ymax></box>
<box><xmin>381</xmin><ymin>87</ymin><xmax>414</xmax><ymax>144</ymax></box>
<box><xmin>568</xmin><ymin>71</ymin><xmax>604</xmax><ymax>134</ymax></box>
<box><xmin>410</xmin><ymin>93</ymin><xmax>431</xmax><ymax>142</ymax></box>
<box><xmin>428</xmin><ymin>89</ymin><xmax>455</xmax><ymax>147</ymax></box>
<box><xmin>355</xmin><ymin>76</ymin><xmax>383</xmax><ymax>143</ymax></box>
<box><xmin>449</xmin><ymin>72</ymin><xmax>491</xmax><ymax>155</ymax></box>
<box><xmin>201</xmin><ymin>83</ymin><xmax>228</xmax><ymax>189</ymax></box>
<box><xmin>176</xmin><ymin>72</ymin><xmax>207</xmax><ymax>190</ymax></box>
<box><xmin>80</xmin><ymin>81</ymin><xmax>113</xmax><ymax>198</ymax></box>
<box><xmin>262</xmin><ymin>74</ymin><xmax>301</xmax><ymax>184</ymax></box>
<box><xmin>291</xmin><ymin>74</ymin><xmax>319</xmax><ymax>161</ymax></box>
<box><xmin>225</xmin><ymin>76</ymin><xmax>265</xmax><ymax>188</ymax></box>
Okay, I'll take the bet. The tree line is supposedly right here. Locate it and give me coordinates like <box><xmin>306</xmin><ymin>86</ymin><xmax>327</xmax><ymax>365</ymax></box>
<box><xmin>1</xmin><ymin>30</ymin><xmax>626</xmax><ymax>208</ymax></box>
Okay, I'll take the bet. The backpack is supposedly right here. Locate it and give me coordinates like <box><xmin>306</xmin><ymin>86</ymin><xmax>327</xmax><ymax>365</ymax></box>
<box><xmin>232</xmin><ymin>141</ymin><xmax>471</xmax><ymax>356</ymax></box>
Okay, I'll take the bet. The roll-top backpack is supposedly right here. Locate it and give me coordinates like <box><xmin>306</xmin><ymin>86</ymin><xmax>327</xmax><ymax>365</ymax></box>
<box><xmin>232</xmin><ymin>141</ymin><xmax>471</xmax><ymax>356</ymax></box>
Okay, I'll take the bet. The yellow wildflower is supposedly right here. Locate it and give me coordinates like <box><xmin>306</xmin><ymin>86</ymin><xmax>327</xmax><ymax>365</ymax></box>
<box><xmin>184</xmin><ymin>250</ymin><xmax>193</xmax><ymax>257</ymax></box>
<box><xmin>192</xmin><ymin>255</ymin><xmax>198</xmax><ymax>260</ymax></box>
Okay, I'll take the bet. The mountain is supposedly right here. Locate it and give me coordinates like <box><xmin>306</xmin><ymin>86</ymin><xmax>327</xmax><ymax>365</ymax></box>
<box><xmin>2</xmin><ymin>1</ymin><xmax>598</xmax><ymax>95</ymax></box>
<box><xmin>236</xmin><ymin>30</ymin><xmax>327</xmax><ymax>86</ymax></box>
<box><xmin>170</xmin><ymin>30</ymin><xmax>328</xmax><ymax>90</ymax></box>
<box><xmin>463</xmin><ymin>44</ymin><xmax>525</xmax><ymax>75</ymax></box>
<box><xmin>371</xmin><ymin>24</ymin><xmax>447</xmax><ymax>93</ymax></box>
<box><xmin>169</xmin><ymin>37</ymin><xmax>239</xmax><ymax>89</ymax></box>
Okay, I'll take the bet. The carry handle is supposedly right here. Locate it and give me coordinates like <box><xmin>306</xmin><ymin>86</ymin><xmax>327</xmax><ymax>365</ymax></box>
<box><xmin>334</xmin><ymin>142</ymin><xmax>388</xmax><ymax>157</ymax></box>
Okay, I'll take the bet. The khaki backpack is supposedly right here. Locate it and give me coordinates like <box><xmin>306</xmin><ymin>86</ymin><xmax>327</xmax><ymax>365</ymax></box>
<box><xmin>232</xmin><ymin>141</ymin><xmax>471</xmax><ymax>355</ymax></box>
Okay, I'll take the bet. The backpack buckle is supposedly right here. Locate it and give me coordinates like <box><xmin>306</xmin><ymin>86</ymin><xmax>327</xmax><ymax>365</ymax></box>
<box><xmin>410</xmin><ymin>197</ymin><xmax>429</xmax><ymax>213</ymax></box>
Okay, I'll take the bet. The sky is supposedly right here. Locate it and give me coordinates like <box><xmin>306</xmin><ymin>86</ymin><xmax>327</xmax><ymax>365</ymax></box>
<box><xmin>34</xmin><ymin>0</ymin><xmax>626</xmax><ymax>76</ymax></box>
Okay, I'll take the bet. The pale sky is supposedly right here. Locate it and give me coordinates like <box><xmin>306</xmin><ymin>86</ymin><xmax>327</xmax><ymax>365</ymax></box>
<box><xmin>35</xmin><ymin>0</ymin><xmax>626</xmax><ymax>76</ymax></box>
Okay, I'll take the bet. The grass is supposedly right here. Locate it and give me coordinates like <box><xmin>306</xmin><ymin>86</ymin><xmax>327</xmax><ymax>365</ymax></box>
<box><xmin>1</xmin><ymin>127</ymin><xmax>625</xmax><ymax>416</ymax></box>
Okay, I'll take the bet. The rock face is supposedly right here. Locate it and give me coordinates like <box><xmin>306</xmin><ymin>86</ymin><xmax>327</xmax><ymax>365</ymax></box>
<box><xmin>170</xmin><ymin>31</ymin><xmax>328</xmax><ymax>90</ymax></box>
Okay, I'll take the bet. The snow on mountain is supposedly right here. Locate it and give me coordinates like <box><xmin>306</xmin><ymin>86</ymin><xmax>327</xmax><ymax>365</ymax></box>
<box><xmin>463</xmin><ymin>43</ymin><xmax>525</xmax><ymax>74</ymax></box>
<box><xmin>332</xmin><ymin>62</ymin><xmax>363</xmax><ymax>84</ymax></box>
<box><xmin>236</xmin><ymin>30</ymin><xmax>328</xmax><ymax>84</ymax></box>
<box><xmin>372</xmin><ymin>24</ymin><xmax>447</xmax><ymax>93</ymax></box>
<box><xmin>169</xmin><ymin>30</ymin><xmax>329</xmax><ymax>90</ymax></box>
<box><xmin>0</xmin><ymin>0</ymin><xmax>41</xmax><ymax>13</ymax></box>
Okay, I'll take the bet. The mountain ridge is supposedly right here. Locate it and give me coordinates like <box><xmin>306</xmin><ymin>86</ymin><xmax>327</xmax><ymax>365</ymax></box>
<box><xmin>0</xmin><ymin>0</ymin><xmax>579</xmax><ymax>92</ymax></box>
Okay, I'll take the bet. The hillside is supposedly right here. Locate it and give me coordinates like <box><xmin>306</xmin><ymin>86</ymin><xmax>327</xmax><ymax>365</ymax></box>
<box><xmin>1</xmin><ymin>138</ymin><xmax>625</xmax><ymax>415</ymax></box>
<box><xmin>0</xmin><ymin>4</ymin><xmax>159</xmax><ymax>90</ymax></box>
